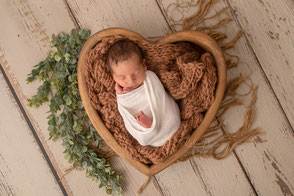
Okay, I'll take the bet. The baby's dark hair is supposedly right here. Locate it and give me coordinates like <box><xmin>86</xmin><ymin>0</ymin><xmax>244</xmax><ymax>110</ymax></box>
<box><xmin>106</xmin><ymin>39</ymin><xmax>144</xmax><ymax>72</ymax></box>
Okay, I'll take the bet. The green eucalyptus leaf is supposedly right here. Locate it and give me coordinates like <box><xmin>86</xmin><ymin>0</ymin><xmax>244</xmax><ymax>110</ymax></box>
<box><xmin>54</xmin><ymin>54</ymin><xmax>62</xmax><ymax>62</ymax></box>
<box><xmin>52</xmin><ymin>47</ymin><xmax>58</xmax><ymax>53</ymax></box>
<box><xmin>26</xmin><ymin>29</ymin><xmax>123</xmax><ymax>195</ymax></box>
<box><xmin>63</xmin><ymin>95</ymin><xmax>72</xmax><ymax>106</ymax></box>
<box><xmin>82</xmin><ymin>161</ymin><xmax>88</xmax><ymax>168</ymax></box>
<box><xmin>64</xmin><ymin>153</ymin><xmax>71</xmax><ymax>160</ymax></box>
<box><xmin>81</xmin><ymin>146</ymin><xmax>87</xmax><ymax>153</ymax></box>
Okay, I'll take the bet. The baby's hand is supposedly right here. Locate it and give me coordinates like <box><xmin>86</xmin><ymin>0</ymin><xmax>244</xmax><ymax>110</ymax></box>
<box><xmin>136</xmin><ymin>111</ymin><xmax>152</xmax><ymax>128</ymax></box>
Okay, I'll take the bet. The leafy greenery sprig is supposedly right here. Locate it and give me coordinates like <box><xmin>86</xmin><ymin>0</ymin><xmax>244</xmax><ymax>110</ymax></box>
<box><xmin>27</xmin><ymin>29</ymin><xmax>123</xmax><ymax>195</ymax></box>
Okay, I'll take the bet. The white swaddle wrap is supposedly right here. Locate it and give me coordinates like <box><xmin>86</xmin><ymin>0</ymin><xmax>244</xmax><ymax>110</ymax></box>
<box><xmin>116</xmin><ymin>70</ymin><xmax>181</xmax><ymax>147</ymax></box>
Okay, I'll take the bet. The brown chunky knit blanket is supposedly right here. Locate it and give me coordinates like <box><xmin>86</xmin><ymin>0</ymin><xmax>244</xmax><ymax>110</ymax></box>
<box><xmin>84</xmin><ymin>35</ymin><xmax>217</xmax><ymax>164</ymax></box>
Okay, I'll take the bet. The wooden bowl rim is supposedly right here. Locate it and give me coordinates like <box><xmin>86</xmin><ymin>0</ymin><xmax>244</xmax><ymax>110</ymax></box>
<box><xmin>77</xmin><ymin>27</ymin><xmax>226</xmax><ymax>176</ymax></box>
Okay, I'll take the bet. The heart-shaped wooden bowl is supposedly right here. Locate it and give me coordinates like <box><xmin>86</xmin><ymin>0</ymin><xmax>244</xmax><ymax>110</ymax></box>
<box><xmin>77</xmin><ymin>28</ymin><xmax>226</xmax><ymax>176</ymax></box>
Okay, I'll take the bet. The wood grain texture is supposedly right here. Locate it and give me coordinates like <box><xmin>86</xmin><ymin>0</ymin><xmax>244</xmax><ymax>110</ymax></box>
<box><xmin>65</xmin><ymin>0</ymin><xmax>170</xmax><ymax>38</ymax></box>
<box><xmin>0</xmin><ymin>0</ymin><xmax>166</xmax><ymax>195</ymax></box>
<box><xmin>156</xmin><ymin>157</ymin><xmax>256</xmax><ymax>196</ymax></box>
<box><xmin>223</xmin><ymin>1</ymin><xmax>294</xmax><ymax>195</ymax></box>
<box><xmin>0</xmin><ymin>0</ymin><xmax>108</xmax><ymax>195</ymax></box>
<box><xmin>0</xmin><ymin>71</ymin><xmax>62</xmax><ymax>196</ymax></box>
<box><xmin>227</xmin><ymin>0</ymin><xmax>294</xmax><ymax>129</ymax></box>
<box><xmin>158</xmin><ymin>0</ymin><xmax>294</xmax><ymax>195</ymax></box>
<box><xmin>68</xmin><ymin>0</ymin><xmax>255</xmax><ymax>195</ymax></box>
<box><xmin>1</xmin><ymin>0</ymin><xmax>293</xmax><ymax>195</ymax></box>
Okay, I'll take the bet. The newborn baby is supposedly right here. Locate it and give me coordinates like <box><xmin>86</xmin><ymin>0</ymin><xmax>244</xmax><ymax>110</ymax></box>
<box><xmin>106</xmin><ymin>39</ymin><xmax>181</xmax><ymax>147</ymax></box>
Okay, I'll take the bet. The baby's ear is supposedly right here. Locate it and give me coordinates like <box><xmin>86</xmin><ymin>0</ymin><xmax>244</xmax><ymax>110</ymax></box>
<box><xmin>143</xmin><ymin>59</ymin><xmax>147</xmax><ymax>70</ymax></box>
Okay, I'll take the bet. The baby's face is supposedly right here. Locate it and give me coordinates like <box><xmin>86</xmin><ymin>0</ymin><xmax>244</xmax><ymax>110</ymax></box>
<box><xmin>111</xmin><ymin>52</ymin><xmax>147</xmax><ymax>92</ymax></box>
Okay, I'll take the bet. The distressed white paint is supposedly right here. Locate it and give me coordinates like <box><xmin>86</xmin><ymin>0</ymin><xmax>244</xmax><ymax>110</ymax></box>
<box><xmin>158</xmin><ymin>0</ymin><xmax>294</xmax><ymax>195</ymax></box>
<box><xmin>0</xmin><ymin>0</ymin><xmax>107</xmax><ymax>195</ymax></box>
<box><xmin>0</xmin><ymin>0</ymin><xmax>165</xmax><ymax>195</ymax></box>
<box><xmin>67</xmin><ymin>0</ymin><xmax>256</xmax><ymax>195</ymax></box>
<box><xmin>227</xmin><ymin>0</ymin><xmax>294</xmax><ymax>130</ymax></box>
<box><xmin>222</xmin><ymin>0</ymin><xmax>294</xmax><ymax>195</ymax></box>
<box><xmin>1</xmin><ymin>0</ymin><xmax>294</xmax><ymax>195</ymax></box>
<box><xmin>66</xmin><ymin>0</ymin><xmax>171</xmax><ymax>37</ymax></box>
<box><xmin>0</xmin><ymin>72</ymin><xmax>62</xmax><ymax>196</ymax></box>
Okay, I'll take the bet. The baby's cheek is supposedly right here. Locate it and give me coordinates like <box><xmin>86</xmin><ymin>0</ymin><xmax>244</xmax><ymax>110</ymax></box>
<box><xmin>138</xmin><ymin>73</ymin><xmax>145</xmax><ymax>83</ymax></box>
<box><xmin>119</xmin><ymin>82</ymin><xmax>127</xmax><ymax>88</ymax></box>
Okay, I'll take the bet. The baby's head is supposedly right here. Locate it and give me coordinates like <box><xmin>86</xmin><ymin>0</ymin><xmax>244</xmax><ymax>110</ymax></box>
<box><xmin>106</xmin><ymin>39</ymin><xmax>147</xmax><ymax>92</ymax></box>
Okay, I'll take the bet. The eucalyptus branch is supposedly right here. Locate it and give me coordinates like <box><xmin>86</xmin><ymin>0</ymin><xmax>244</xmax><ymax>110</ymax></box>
<box><xmin>27</xmin><ymin>29</ymin><xmax>123</xmax><ymax>195</ymax></box>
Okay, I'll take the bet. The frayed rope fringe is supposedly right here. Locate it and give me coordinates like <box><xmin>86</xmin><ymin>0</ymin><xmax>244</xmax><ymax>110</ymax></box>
<box><xmin>177</xmin><ymin>85</ymin><xmax>263</xmax><ymax>162</ymax></box>
<box><xmin>137</xmin><ymin>0</ymin><xmax>263</xmax><ymax>194</ymax></box>
<box><xmin>137</xmin><ymin>176</ymin><xmax>152</xmax><ymax>195</ymax></box>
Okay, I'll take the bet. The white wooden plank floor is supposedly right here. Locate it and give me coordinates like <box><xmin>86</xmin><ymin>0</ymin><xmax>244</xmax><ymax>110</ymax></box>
<box><xmin>0</xmin><ymin>0</ymin><xmax>293</xmax><ymax>195</ymax></box>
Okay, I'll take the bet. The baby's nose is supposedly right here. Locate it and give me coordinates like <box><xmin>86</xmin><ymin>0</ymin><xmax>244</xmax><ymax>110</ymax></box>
<box><xmin>127</xmin><ymin>77</ymin><xmax>136</xmax><ymax>85</ymax></box>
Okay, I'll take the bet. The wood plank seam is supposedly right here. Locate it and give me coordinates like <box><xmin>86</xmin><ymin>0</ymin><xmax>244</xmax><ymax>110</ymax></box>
<box><xmin>0</xmin><ymin>2</ymin><xmax>74</xmax><ymax>194</ymax></box>
<box><xmin>188</xmin><ymin>124</ymin><xmax>259</xmax><ymax>195</ymax></box>
<box><xmin>189</xmin><ymin>159</ymin><xmax>213</xmax><ymax>196</ymax></box>
<box><xmin>224</xmin><ymin>0</ymin><xmax>294</xmax><ymax>134</ymax></box>
<box><xmin>216</xmin><ymin>1</ymin><xmax>294</xmax><ymax>195</ymax></box>
<box><xmin>155</xmin><ymin>1</ymin><xmax>260</xmax><ymax>194</ymax></box>
<box><xmin>0</xmin><ymin>63</ymin><xmax>68</xmax><ymax>196</ymax></box>
<box><xmin>155</xmin><ymin>0</ymin><xmax>173</xmax><ymax>33</ymax></box>
<box><xmin>205</xmin><ymin>118</ymin><xmax>259</xmax><ymax>195</ymax></box>
<box><xmin>150</xmin><ymin>1</ymin><xmax>190</xmax><ymax>193</ymax></box>
<box><xmin>230</xmin><ymin>146</ymin><xmax>259</xmax><ymax>195</ymax></box>
<box><xmin>63</xmin><ymin>0</ymin><xmax>81</xmax><ymax>29</ymax></box>
<box><xmin>62</xmin><ymin>0</ymin><xmax>166</xmax><ymax>193</ymax></box>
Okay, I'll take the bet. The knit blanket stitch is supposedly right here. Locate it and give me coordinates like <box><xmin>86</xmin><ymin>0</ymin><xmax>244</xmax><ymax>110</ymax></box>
<box><xmin>84</xmin><ymin>35</ymin><xmax>217</xmax><ymax>164</ymax></box>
